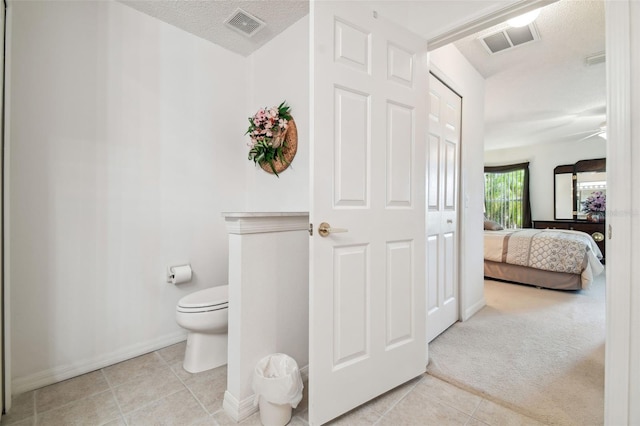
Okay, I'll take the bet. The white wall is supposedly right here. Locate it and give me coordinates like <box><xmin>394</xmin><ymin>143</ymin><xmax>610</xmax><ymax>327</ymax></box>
<box><xmin>244</xmin><ymin>17</ymin><xmax>310</xmax><ymax>212</ymax></box>
<box><xmin>243</xmin><ymin>17</ymin><xmax>310</xmax><ymax>366</ymax></box>
<box><xmin>7</xmin><ymin>0</ymin><xmax>249</xmax><ymax>392</ymax></box>
<box><xmin>430</xmin><ymin>44</ymin><xmax>487</xmax><ymax>320</ymax></box>
<box><xmin>484</xmin><ymin>139</ymin><xmax>606</xmax><ymax>221</ymax></box>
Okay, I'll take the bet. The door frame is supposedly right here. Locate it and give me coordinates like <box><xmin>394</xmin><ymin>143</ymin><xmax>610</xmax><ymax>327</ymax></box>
<box><xmin>602</xmin><ymin>1</ymin><xmax>634</xmax><ymax>423</ymax></box>
<box><xmin>426</xmin><ymin>1</ymin><xmax>633</xmax><ymax>422</ymax></box>
<box><xmin>1</xmin><ymin>0</ymin><xmax>7</xmax><ymax>414</ymax></box>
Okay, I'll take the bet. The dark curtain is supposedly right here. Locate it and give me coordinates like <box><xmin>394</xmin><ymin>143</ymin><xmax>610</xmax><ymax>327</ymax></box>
<box><xmin>484</xmin><ymin>162</ymin><xmax>532</xmax><ymax>228</ymax></box>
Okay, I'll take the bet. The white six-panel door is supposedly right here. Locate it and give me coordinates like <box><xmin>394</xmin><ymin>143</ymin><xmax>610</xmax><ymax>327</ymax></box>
<box><xmin>426</xmin><ymin>74</ymin><xmax>461</xmax><ymax>343</ymax></box>
<box><xmin>309</xmin><ymin>2</ymin><xmax>428</xmax><ymax>424</ymax></box>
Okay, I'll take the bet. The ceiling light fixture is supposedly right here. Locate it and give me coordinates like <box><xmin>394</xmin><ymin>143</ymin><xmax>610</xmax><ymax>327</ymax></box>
<box><xmin>507</xmin><ymin>9</ymin><xmax>541</xmax><ymax>28</ymax></box>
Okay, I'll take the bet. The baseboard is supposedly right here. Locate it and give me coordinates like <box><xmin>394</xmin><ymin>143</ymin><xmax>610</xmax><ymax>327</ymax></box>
<box><xmin>463</xmin><ymin>297</ymin><xmax>486</xmax><ymax>321</ymax></box>
<box><xmin>223</xmin><ymin>390</ymin><xmax>258</xmax><ymax>422</ymax></box>
<box><xmin>11</xmin><ymin>331</ymin><xmax>187</xmax><ymax>394</ymax></box>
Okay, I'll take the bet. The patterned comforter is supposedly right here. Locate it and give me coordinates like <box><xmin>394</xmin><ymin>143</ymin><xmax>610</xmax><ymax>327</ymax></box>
<box><xmin>484</xmin><ymin>229</ymin><xmax>604</xmax><ymax>286</ymax></box>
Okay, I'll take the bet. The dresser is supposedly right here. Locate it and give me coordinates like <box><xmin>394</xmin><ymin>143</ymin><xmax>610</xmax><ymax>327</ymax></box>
<box><xmin>533</xmin><ymin>220</ymin><xmax>605</xmax><ymax>262</ymax></box>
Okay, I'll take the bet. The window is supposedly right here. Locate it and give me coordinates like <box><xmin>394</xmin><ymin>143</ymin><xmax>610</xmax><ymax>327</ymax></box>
<box><xmin>484</xmin><ymin>162</ymin><xmax>532</xmax><ymax>229</ymax></box>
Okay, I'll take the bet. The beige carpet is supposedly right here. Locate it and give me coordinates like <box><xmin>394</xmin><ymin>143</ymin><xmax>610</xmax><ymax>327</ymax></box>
<box><xmin>427</xmin><ymin>274</ymin><xmax>605</xmax><ymax>426</ymax></box>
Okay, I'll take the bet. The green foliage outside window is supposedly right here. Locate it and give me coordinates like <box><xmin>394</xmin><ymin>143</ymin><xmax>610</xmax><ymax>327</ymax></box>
<box><xmin>484</xmin><ymin>169</ymin><xmax>525</xmax><ymax>229</ymax></box>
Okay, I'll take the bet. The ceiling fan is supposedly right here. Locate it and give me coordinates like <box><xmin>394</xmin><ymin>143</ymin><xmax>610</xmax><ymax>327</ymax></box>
<box><xmin>579</xmin><ymin>121</ymin><xmax>607</xmax><ymax>141</ymax></box>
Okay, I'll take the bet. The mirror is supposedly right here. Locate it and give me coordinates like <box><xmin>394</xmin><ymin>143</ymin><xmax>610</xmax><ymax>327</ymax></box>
<box><xmin>554</xmin><ymin>158</ymin><xmax>606</xmax><ymax>221</ymax></box>
<box><xmin>554</xmin><ymin>165</ymin><xmax>574</xmax><ymax>220</ymax></box>
<box><xmin>576</xmin><ymin>171</ymin><xmax>607</xmax><ymax>220</ymax></box>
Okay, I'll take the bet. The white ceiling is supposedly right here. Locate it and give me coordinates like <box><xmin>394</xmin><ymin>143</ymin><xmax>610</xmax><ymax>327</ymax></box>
<box><xmin>120</xmin><ymin>0</ymin><xmax>309</xmax><ymax>57</ymax></box>
<box><xmin>452</xmin><ymin>0</ymin><xmax>606</xmax><ymax>150</ymax></box>
<box><xmin>118</xmin><ymin>1</ymin><xmax>604</xmax><ymax>151</ymax></box>
<box><xmin>367</xmin><ymin>1</ymin><xmax>521</xmax><ymax>41</ymax></box>
<box><xmin>119</xmin><ymin>0</ymin><xmax>519</xmax><ymax>57</ymax></box>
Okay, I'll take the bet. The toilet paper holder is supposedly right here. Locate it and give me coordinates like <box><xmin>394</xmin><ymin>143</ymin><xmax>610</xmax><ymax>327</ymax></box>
<box><xmin>167</xmin><ymin>264</ymin><xmax>192</xmax><ymax>284</ymax></box>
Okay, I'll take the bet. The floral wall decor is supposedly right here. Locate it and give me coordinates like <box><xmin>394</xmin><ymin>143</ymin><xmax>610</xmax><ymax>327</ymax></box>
<box><xmin>246</xmin><ymin>101</ymin><xmax>298</xmax><ymax>177</ymax></box>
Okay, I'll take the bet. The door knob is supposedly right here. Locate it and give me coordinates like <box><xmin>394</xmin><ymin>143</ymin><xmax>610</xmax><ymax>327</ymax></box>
<box><xmin>318</xmin><ymin>222</ymin><xmax>348</xmax><ymax>237</ymax></box>
<box><xmin>446</xmin><ymin>219</ymin><xmax>453</xmax><ymax>224</ymax></box>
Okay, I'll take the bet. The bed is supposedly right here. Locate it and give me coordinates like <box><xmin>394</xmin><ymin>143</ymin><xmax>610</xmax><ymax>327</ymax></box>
<box><xmin>484</xmin><ymin>228</ymin><xmax>604</xmax><ymax>290</ymax></box>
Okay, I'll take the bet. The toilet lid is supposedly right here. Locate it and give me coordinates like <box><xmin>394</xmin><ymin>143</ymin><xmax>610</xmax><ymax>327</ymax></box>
<box><xmin>177</xmin><ymin>285</ymin><xmax>228</xmax><ymax>311</ymax></box>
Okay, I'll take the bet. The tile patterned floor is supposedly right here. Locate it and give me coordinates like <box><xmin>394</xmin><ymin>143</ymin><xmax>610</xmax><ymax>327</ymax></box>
<box><xmin>2</xmin><ymin>341</ymin><xmax>546</xmax><ymax>426</ymax></box>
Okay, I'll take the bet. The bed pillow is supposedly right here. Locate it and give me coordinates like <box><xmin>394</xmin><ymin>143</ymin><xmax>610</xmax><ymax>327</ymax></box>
<box><xmin>484</xmin><ymin>218</ymin><xmax>504</xmax><ymax>231</ymax></box>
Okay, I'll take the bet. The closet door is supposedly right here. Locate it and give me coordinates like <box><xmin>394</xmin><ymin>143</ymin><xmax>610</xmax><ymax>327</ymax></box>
<box><xmin>426</xmin><ymin>74</ymin><xmax>461</xmax><ymax>343</ymax></box>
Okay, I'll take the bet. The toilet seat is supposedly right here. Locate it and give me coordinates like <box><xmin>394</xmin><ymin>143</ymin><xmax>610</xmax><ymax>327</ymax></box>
<box><xmin>177</xmin><ymin>285</ymin><xmax>228</xmax><ymax>314</ymax></box>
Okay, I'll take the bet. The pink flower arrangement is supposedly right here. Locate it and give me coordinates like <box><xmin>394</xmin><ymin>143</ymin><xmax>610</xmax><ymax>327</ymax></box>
<box><xmin>246</xmin><ymin>101</ymin><xmax>292</xmax><ymax>176</ymax></box>
<box><xmin>582</xmin><ymin>191</ymin><xmax>606</xmax><ymax>214</ymax></box>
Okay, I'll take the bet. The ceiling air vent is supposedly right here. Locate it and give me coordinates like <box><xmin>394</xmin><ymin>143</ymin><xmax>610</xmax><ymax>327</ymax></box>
<box><xmin>224</xmin><ymin>8</ymin><xmax>266</xmax><ymax>38</ymax></box>
<box><xmin>480</xmin><ymin>24</ymin><xmax>540</xmax><ymax>54</ymax></box>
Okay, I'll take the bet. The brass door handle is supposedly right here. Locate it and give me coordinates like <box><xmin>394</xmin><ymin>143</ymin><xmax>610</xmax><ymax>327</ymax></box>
<box><xmin>318</xmin><ymin>222</ymin><xmax>348</xmax><ymax>237</ymax></box>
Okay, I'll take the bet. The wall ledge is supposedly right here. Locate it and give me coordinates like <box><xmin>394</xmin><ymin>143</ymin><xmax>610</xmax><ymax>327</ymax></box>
<box><xmin>222</xmin><ymin>212</ymin><xmax>309</xmax><ymax>234</ymax></box>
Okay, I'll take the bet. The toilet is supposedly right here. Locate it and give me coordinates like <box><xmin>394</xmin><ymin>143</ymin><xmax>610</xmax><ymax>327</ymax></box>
<box><xmin>175</xmin><ymin>285</ymin><xmax>229</xmax><ymax>373</ymax></box>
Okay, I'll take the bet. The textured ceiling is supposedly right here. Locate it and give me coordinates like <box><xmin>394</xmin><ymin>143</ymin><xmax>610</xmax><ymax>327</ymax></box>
<box><xmin>119</xmin><ymin>0</ymin><xmax>517</xmax><ymax>57</ymax></box>
<box><xmin>120</xmin><ymin>0</ymin><xmax>309</xmax><ymax>57</ymax></box>
<box><xmin>453</xmin><ymin>0</ymin><xmax>606</xmax><ymax>150</ymax></box>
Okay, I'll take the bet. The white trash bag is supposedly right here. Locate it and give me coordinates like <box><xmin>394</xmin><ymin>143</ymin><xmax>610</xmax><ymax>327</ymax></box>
<box><xmin>253</xmin><ymin>353</ymin><xmax>304</xmax><ymax>406</ymax></box>
<box><xmin>253</xmin><ymin>353</ymin><xmax>304</xmax><ymax>426</ymax></box>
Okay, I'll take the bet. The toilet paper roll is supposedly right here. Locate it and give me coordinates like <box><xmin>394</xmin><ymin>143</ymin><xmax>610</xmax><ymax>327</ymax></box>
<box><xmin>170</xmin><ymin>265</ymin><xmax>192</xmax><ymax>285</ymax></box>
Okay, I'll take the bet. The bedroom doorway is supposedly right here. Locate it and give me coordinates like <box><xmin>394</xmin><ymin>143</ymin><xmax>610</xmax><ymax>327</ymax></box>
<box><xmin>430</xmin><ymin>1</ymin><xmax>606</xmax><ymax>424</ymax></box>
